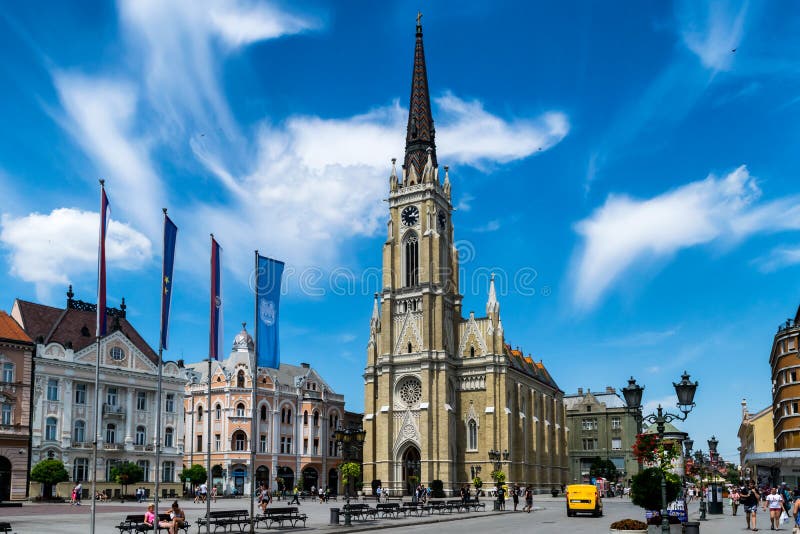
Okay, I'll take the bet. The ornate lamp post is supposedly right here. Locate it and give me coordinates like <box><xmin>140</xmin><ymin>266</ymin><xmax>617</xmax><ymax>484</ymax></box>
<box><xmin>623</xmin><ymin>372</ymin><xmax>699</xmax><ymax>534</ymax></box>
<box><xmin>706</xmin><ymin>436</ymin><xmax>722</xmax><ymax>514</ymax></box>
<box><xmin>694</xmin><ymin>450</ymin><xmax>708</xmax><ymax>520</ymax></box>
<box><xmin>487</xmin><ymin>449</ymin><xmax>509</xmax><ymax>510</ymax></box>
<box><xmin>334</xmin><ymin>425</ymin><xmax>366</xmax><ymax>527</ymax></box>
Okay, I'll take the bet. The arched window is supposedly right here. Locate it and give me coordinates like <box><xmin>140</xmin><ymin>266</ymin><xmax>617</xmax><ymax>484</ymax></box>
<box><xmin>135</xmin><ymin>425</ymin><xmax>146</xmax><ymax>446</ymax></box>
<box><xmin>215</xmin><ymin>404</ymin><xmax>222</xmax><ymax>419</ymax></box>
<box><xmin>408</xmin><ymin>342</ymin><xmax>412</xmax><ymax>354</ymax></box>
<box><xmin>313</xmin><ymin>411</ymin><xmax>319</xmax><ymax>427</ymax></box>
<box><xmin>45</xmin><ymin>417</ymin><xmax>58</xmax><ymax>441</ymax></box>
<box><xmin>197</xmin><ymin>406</ymin><xmax>203</xmax><ymax>421</ymax></box>
<box><xmin>403</xmin><ymin>231</ymin><xmax>419</xmax><ymax>287</ymax></box>
<box><xmin>164</xmin><ymin>427</ymin><xmax>174</xmax><ymax>448</ymax></box>
<box><xmin>2</xmin><ymin>361</ymin><xmax>13</xmax><ymax>382</ymax></box>
<box><xmin>236</xmin><ymin>403</ymin><xmax>245</xmax><ymax>417</ymax></box>
<box><xmin>105</xmin><ymin>423</ymin><xmax>116</xmax><ymax>444</ymax></box>
<box><xmin>237</xmin><ymin>370</ymin><xmax>245</xmax><ymax>388</ymax></box>
<box><xmin>468</xmin><ymin>420</ymin><xmax>478</xmax><ymax>451</ymax></box>
<box><xmin>260</xmin><ymin>405</ymin><xmax>268</xmax><ymax>421</ymax></box>
<box><xmin>303</xmin><ymin>411</ymin><xmax>308</xmax><ymax>425</ymax></box>
<box><xmin>73</xmin><ymin>420</ymin><xmax>85</xmax><ymax>443</ymax></box>
<box><xmin>233</xmin><ymin>430</ymin><xmax>247</xmax><ymax>451</ymax></box>
<box><xmin>470</xmin><ymin>346</ymin><xmax>475</xmax><ymax>358</ymax></box>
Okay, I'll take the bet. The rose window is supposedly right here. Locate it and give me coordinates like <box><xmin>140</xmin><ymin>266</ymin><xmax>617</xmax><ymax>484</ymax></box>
<box><xmin>398</xmin><ymin>377</ymin><xmax>422</xmax><ymax>406</ymax></box>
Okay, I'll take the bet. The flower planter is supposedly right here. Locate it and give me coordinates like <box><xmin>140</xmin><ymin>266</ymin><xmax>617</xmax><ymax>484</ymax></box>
<box><xmin>610</xmin><ymin>530</ymin><xmax>647</xmax><ymax>534</ymax></box>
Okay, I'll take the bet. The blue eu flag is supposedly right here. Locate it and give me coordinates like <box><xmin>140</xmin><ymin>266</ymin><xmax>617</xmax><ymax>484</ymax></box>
<box><xmin>255</xmin><ymin>254</ymin><xmax>284</xmax><ymax>369</ymax></box>
<box><xmin>160</xmin><ymin>213</ymin><xmax>178</xmax><ymax>350</ymax></box>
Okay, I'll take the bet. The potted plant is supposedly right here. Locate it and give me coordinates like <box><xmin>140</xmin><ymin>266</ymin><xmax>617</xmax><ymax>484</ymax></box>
<box><xmin>610</xmin><ymin>519</ymin><xmax>648</xmax><ymax>533</ymax></box>
<box><xmin>473</xmin><ymin>476</ymin><xmax>483</xmax><ymax>496</ymax></box>
<box><xmin>629</xmin><ymin>433</ymin><xmax>683</xmax><ymax>533</ymax></box>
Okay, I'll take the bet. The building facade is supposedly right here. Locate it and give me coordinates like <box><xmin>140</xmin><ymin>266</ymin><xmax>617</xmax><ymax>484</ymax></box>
<box><xmin>0</xmin><ymin>311</ymin><xmax>34</xmax><ymax>501</ymax></box>
<box><xmin>184</xmin><ymin>325</ymin><xmax>347</xmax><ymax>496</ymax></box>
<box><xmin>738</xmin><ymin>399</ymin><xmax>775</xmax><ymax>486</ymax></box>
<box><xmin>11</xmin><ymin>289</ymin><xmax>186</xmax><ymax>497</ymax></box>
<box><xmin>362</xmin><ymin>19</ymin><xmax>568</xmax><ymax>496</ymax></box>
<box><xmin>564</xmin><ymin>387</ymin><xmax>640</xmax><ymax>485</ymax></box>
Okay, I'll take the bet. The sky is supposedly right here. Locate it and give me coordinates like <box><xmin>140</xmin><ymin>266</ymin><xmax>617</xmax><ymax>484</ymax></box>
<box><xmin>1</xmin><ymin>0</ymin><xmax>799</xmax><ymax>462</ymax></box>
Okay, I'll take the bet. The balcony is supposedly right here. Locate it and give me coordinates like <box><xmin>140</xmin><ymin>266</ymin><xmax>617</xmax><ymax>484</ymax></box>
<box><xmin>73</xmin><ymin>441</ymin><xmax>93</xmax><ymax>449</ymax></box>
<box><xmin>103</xmin><ymin>443</ymin><xmax>124</xmax><ymax>451</ymax></box>
<box><xmin>103</xmin><ymin>404</ymin><xmax>126</xmax><ymax>417</ymax></box>
<box><xmin>0</xmin><ymin>381</ymin><xmax>18</xmax><ymax>395</ymax></box>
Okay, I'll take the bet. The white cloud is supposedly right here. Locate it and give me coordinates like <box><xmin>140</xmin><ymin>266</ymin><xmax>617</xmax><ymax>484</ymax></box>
<box><xmin>678</xmin><ymin>0</ymin><xmax>748</xmax><ymax>73</ymax></box>
<box><xmin>209</xmin><ymin>2</ymin><xmax>318</xmax><ymax>48</ymax></box>
<box><xmin>0</xmin><ymin>208</ymin><xmax>152</xmax><ymax>299</ymax></box>
<box><xmin>472</xmin><ymin>220</ymin><xmax>501</xmax><ymax>233</ymax></box>
<box><xmin>572</xmin><ymin>165</ymin><xmax>800</xmax><ymax>310</ymax></box>
<box><xmin>52</xmin><ymin>74</ymin><xmax>164</xmax><ymax>238</ymax></box>
<box><xmin>456</xmin><ymin>193</ymin><xmax>474</xmax><ymax>212</ymax></box>
<box><xmin>642</xmin><ymin>395</ymin><xmax>679</xmax><ymax>417</ymax></box>
<box><xmin>756</xmin><ymin>247</ymin><xmax>800</xmax><ymax>272</ymax></box>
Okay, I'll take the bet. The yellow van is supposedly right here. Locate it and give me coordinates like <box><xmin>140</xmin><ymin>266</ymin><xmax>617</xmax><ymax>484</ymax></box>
<box><xmin>565</xmin><ymin>484</ymin><xmax>603</xmax><ymax>517</ymax></box>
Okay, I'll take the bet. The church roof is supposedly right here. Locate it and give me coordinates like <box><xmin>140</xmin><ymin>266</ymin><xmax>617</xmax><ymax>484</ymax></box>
<box><xmin>0</xmin><ymin>310</ymin><xmax>32</xmax><ymax>344</ymax></box>
<box><xmin>504</xmin><ymin>343</ymin><xmax>561</xmax><ymax>392</ymax></box>
<box><xmin>13</xmin><ymin>290</ymin><xmax>158</xmax><ymax>364</ymax></box>
<box><xmin>403</xmin><ymin>14</ymin><xmax>437</xmax><ymax>177</ymax></box>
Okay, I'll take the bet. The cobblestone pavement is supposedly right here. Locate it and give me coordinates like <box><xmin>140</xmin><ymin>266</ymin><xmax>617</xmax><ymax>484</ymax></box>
<box><xmin>0</xmin><ymin>495</ymin><xmax>750</xmax><ymax>533</ymax></box>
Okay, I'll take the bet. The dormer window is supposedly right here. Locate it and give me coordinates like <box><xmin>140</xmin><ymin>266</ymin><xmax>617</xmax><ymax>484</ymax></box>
<box><xmin>237</xmin><ymin>370</ymin><xmax>245</xmax><ymax>388</ymax></box>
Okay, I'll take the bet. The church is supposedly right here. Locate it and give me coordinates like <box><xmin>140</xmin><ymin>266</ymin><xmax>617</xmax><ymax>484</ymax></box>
<box><xmin>361</xmin><ymin>17</ymin><xmax>568</xmax><ymax>495</ymax></box>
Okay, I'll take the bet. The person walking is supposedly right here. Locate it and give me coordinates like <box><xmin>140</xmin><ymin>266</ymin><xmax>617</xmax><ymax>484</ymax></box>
<box><xmin>74</xmin><ymin>482</ymin><xmax>82</xmax><ymax>506</ymax></box>
<box><xmin>512</xmin><ymin>485</ymin><xmax>520</xmax><ymax>511</ymax></box>
<box><xmin>497</xmin><ymin>485</ymin><xmax>506</xmax><ymax>511</ymax></box>
<box><xmin>288</xmin><ymin>486</ymin><xmax>301</xmax><ymax>505</ymax></box>
<box><xmin>522</xmin><ymin>486</ymin><xmax>533</xmax><ymax>513</ymax></box>
<box><xmin>764</xmin><ymin>486</ymin><xmax>784</xmax><ymax>530</ymax></box>
<box><xmin>731</xmin><ymin>487</ymin><xmax>740</xmax><ymax>516</ymax></box>
<box><xmin>743</xmin><ymin>481</ymin><xmax>761</xmax><ymax>531</ymax></box>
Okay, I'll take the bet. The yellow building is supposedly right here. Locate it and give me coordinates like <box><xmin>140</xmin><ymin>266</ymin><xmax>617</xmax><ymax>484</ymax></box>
<box><xmin>738</xmin><ymin>399</ymin><xmax>774</xmax><ymax>484</ymax></box>
<box><xmin>361</xmin><ymin>18</ymin><xmax>567</xmax><ymax>496</ymax></box>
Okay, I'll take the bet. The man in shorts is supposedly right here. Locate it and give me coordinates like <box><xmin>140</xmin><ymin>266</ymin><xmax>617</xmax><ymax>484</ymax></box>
<box><xmin>743</xmin><ymin>481</ymin><xmax>761</xmax><ymax>531</ymax></box>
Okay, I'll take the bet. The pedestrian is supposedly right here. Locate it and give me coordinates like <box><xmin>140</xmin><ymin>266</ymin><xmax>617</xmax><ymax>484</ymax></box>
<box><xmin>764</xmin><ymin>486</ymin><xmax>784</xmax><ymax>530</ymax></box>
<box><xmin>791</xmin><ymin>493</ymin><xmax>800</xmax><ymax>534</ymax></box>
<box><xmin>376</xmin><ymin>485</ymin><xmax>382</xmax><ymax>502</ymax></box>
<box><xmin>743</xmin><ymin>480</ymin><xmax>761</xmax><ymax>531</ymax></box>
<box><xmin>497</xmin><ymin>484</ymin><xmax>506</xmax><ymax>511</ymax></box>
<box><xmin>319</xmin><ymin>485</ymin><xmax>325</xmax><ymax>503</ymax></box>
<box><xmin>523</xmin><ymin>486</ymin><xmax>533</xmax><ymax>513</ymax></box>
<box><xmin>211</xmin><ymin>485</ymin><xmax>217</xmax><ymax>503</ymax></box>
<box><xmin>731</xmin><ymin>486</ymin><xmax>740</xmax><ymax>516</ymax></box>
<box><xmin>288</xmin><ymin>486</ymin><xmax>301</xmax><ymax>505</ymax></box>
<box><xmin>74</xmin><ymin>482</ymin><xmax>82</xmax><ymax>506</ymax></box>
<box><xmin>199</xmin><ymin>481</ymin><xmax>208</xmax><ymax>503</ymax></box>
<box><xmin>512</xmin><ymin>484</ymin><xmax>519</xmax><ymax>511</ymax></box>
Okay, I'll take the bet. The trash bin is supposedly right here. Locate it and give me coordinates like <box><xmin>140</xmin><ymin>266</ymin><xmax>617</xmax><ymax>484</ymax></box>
<box><xmin>330</xmin><ymin>508</ymin><xmax>340</xmax><ymax>525</ymax></box>
<box><xmin>683</xmin><ymin>521</ymin><xmax>700</xmax><ymax>534</ymax></box>
<box><xmin>493</xmin><ymin>500</ymin><xmax>501</xmax><ymax>511</ymax></box>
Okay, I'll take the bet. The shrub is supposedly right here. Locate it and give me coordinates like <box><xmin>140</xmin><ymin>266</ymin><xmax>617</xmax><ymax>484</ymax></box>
<box><xmin>630</xmin><ymin>467</ymin><xmax>680</xmax><ymax>512</ymax></box>
<box><xmin>610</xmin><ymin>518</ymin><xmax>648</xmax><ymax>530</ymax></box>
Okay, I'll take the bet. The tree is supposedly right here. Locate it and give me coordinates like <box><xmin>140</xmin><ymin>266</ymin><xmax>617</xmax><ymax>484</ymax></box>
<box><xmin>491</xmin><ymin>470</ymin><xmax>506</xmax><ymax>485</ymax></box>
<box><xmin>472</xmin><ymin>476</ymin><xmax>483</xmax><ymax>491</ymax></box>
<box><xmin>30</xmin><ymin>459</ymin><xmax>69</xmax><ymax>498</ymax></box>
<box><xmin>589</xmin><ymin>457</ymin><xmax>619</xmax><ymax>481</ymax></box>
<box><xmin>179</xmin><ymin>464</ymin><xmax>208</xmax><ymax>490</ymax></box>
<box><xmin>724</xmin><ymin>463</ymin><xmax>741</xmax><ymax>486</ymax></box>
<box><xmin>339</xmin><ymin>462</ymin><xmax>361</xmax><ymax>496</ymax></box>
<box><xmin>630</xmin><ymin>467</ymin><xmax>681</xmax><ymax>511</ymax></box>
<box><xmin>111</xmin><ymin>462</ymin><xmax>144</xmax><ymax>498</ymax></box>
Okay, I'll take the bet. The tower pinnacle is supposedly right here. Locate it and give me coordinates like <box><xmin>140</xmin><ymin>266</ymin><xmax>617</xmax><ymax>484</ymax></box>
<box><xmin>404</xmin><ymin>13</ymin><xmax>437</xmax><ymax>178</ymax></box>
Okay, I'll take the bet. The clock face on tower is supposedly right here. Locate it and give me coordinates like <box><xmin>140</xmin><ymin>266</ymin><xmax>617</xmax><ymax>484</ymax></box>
<box><xmin>437</xmin><ymin>211</ymin><xmax>446</xmax><ymax>233</ymax></box>
<box><xmin>401</xmin><ymin>205</ymin><xmax>419</xmax><ymax>227</ymax></box>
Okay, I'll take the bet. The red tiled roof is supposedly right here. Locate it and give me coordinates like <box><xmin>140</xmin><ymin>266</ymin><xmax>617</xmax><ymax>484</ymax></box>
<box><xmin>14</xmin><ymin>299</ymin><xmax>158</xmax><ymax>364</ymax></box>
<box><xmin>503</xmin><ymin>343</ymin><xmax>561</xmax><ymax>392</ymax></box>
<box><xmin>0</xmin><ymin>310</ymin><xmax>33</xmax><ymax>344</ymax></box>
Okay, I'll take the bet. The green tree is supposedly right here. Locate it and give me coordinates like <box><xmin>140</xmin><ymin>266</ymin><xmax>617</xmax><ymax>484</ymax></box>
<box><xmin>630</xmin><ymin>467</ymin><xmax>681</xmax><ymax>511</ymax></box>
<box><xmin>179</xmin><ymin>464</ymin><xmax>208</xmax><ymax>492</ymax></box>
<box><xmin>111</xmin><ymin>462</ymin><xmax>144</xmax><ymax>498</ymax></box>
<box><xmin>491</xmin><ymin>470</ymin><xmax>506</xmax><ymax>485</ymax></box>
<box><xmin>589</xmin><ymin>457</ymin><xmax>619</xmax><ymax>481</ymax></box>
<box><xmin>30</xmin><ymin>459</ymin><xmax>69</xmax><ymax>498</ymax></box>
<box><xmin>340</xmin><ymin>462</ymin><xmax>361</xmax><ymax>496</ymax></box>
<box><xmin>472</xmin><ymin>476</ymin><xmax>483</xmax><ymax>491</ymax></box>
<box><xmin>724</xmin><ymin>463</ymin><xmax>741</xmax><ymax>486</ymax></box>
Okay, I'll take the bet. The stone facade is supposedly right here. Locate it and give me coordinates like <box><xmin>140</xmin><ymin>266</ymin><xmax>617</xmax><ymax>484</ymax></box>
<box><xmin>564</xmin><ymin>387</ymin><xmax>640</xmax><ymax>485</ymax></box>
<box><xmin>184</xmin><ymin>325</ymin><xmax>347</xmax><ymax>496</ymax></box>
<box><xmin>362</xmin><ymin>19</ymin><xmax>568</xmax><ymax>496</ymax></box>
<box><xmin>0</xmin><ymin>310</ymin><xmax>34</xmax><ymax>501</ymax></box>
<box><xmin>11</xmin><ymin>291</ymin><xmax>186</xmax><ymax>497</ymax></box>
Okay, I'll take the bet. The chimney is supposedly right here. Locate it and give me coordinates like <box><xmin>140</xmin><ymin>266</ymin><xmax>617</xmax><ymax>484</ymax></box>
<box><xmin>606</xmin><ymin>386</ymin><xmax>615</xmax><ymax>394</ymax></box>
<box><xmin>577</xmin><ymin>388</ymin><xmax>583</xmax><ymax>396</ymax></box>
<box><xmin>301</xmin><ymin>362</ymin><xmax>310</xmax><ymax>369</ymax></box>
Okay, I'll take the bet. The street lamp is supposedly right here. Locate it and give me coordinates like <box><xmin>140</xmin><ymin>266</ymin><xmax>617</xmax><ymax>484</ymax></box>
<box><xmin>694</xmin><ymin>450</ymin><xmax>708</xmax><ymax>520</ymax></box>
<box><xmin>333</xmin><ymin>425</ymin><xmax>367</xmax><ymax>527</ymax></box>
<box><xmin>623</xmin><ymin>372</ymin><xmax>699</xmax><ymax>534</ymax></box>
<box><xmin>683</xmin><ymin>439</ymin><xmax>693</xmax><ymax>459</ymax></box>
<box><xmin>706</xmin><ymin>436</ymin><xmax>722</xmax><ymax>514</ymax></box>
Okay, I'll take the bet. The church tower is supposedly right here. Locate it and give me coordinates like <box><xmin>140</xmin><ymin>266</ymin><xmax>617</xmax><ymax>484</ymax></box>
<box><xmin>363</xmin><ymin>15</ymin><xmax>568</xmax><ymax>496</ymax></box>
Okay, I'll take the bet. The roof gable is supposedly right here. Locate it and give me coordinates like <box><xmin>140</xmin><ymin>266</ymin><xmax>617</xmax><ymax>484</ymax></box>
<box><xmin>0</xmin><ymin>310</ymin><xmax>33</xmax><ymax>344</ymax></box>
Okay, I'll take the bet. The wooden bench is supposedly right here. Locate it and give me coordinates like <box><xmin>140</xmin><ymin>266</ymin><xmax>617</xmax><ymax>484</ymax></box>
<box><xmin>255</xmin><ymin>506</ymin><xmax>308</xmax><ymax>528</ymax></box>
<box><xmin>195</xmin><ymin>510</ymin><xmax>249</xmax><ymax>533</ymax></box>
<box><xmin>116</xmin><ymin>514</ymin><xmax>189</xmax><ymax>534</ymax></box>
<box><xmin>341</xmin><ymin>503</ymin><xmax>376</xmax><ymax>521</ymax></box>
<box><xmin>375</xmin><ymin>502</ymin><xmax>401</xmax><ymax>518</ymax></box>
<box><xmin>465</xmin><ymin>498</ymin><xmax>485</xmax><ymax>511</ymax></box>
<box><xmin>0</xmin><ymin>522</ymin><xmax>12</xmax><ymax>534</ymax></box>
<box><xmin>400</xmin><ymin>502</ymin><xmax>427</xmax><ymax>517</ymax></box>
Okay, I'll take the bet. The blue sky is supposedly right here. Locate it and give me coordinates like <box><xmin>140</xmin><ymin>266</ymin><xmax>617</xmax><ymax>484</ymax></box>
<box><xmin>1</xmin><ymin>0</ymin><xmax>799</xmax><ymax>460</ymax></box>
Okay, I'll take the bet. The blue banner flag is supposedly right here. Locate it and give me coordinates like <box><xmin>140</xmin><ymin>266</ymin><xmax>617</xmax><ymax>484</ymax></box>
<box><xmin>255</xmin><ymin>254</ymin><xmax>284</xmax><ymax>369</ymax></box>
<box><xmin>209</xmin><ymin>236</ymin><xmax>222</xmax><ymax>360</ymax></box>
<box><xmin>96</xmin><ymin>182</ymin><xmax>110</xmax><ymax>337</ymax></box>
<box><xmin>159</xmin><ymin>212</ymin><xmax>178</xmax><ymax>350</ymax></box>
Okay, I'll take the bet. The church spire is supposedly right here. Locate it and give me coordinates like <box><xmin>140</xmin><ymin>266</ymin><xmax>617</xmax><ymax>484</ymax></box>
<box><xmin>404</xmin><ymin>12</ymin><xmax>437</xmax><ymax>178</ymax></box>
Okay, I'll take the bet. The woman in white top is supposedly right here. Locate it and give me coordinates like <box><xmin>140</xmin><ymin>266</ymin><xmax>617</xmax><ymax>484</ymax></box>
<box><xmin>764</xmin><ymin>486</ymin><xmax>784</xmax><ymax>530</ymax></box>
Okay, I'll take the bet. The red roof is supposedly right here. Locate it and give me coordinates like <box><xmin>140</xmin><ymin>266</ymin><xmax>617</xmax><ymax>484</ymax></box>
<box><xmin>14</xmin><ymin>298</ymin><xmax>158</xmax><ymax>364</ymax></box>
<box><xmin>0</xmin><ymin>310</ymin><xmax>33</xmax><ymax>344</ymax></box>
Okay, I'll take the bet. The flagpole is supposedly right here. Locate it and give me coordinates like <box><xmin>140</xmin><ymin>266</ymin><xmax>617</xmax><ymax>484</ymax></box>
<box><xmin>154</xmin><ymin>208</ymin><xmax>167</xmax><ymax>521</ymax></box>
<box><xmin>250</xmin><ymin>250</ymin><xmax>259</xmax><ymax>534</ymax></box>
<box><xmin>90</xmin><ymin>179</ymin><xmax>106</xmax><ymax>534</ymax></box>
<box><xmin>206</xmin><ymin>233</ymin><xmax>216</xmax><ymax>534</ymax></box>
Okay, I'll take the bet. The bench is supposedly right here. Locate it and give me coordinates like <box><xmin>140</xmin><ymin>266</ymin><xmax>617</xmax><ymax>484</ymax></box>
<box><xmin>375</xmin><ymin>502</ymin><xmax>402</xmax><ymax>518</ymax></box>
<box><xmin>400</xmin><ymin>502</ymin><xmax>427</xmax><ymax>517</ymax></box>
<box><xmin>342</xmin><ymin>503</ymin><xmax>376</xmax><ymax>521</ymax></box>
<box><xmin>117</xmin><ymin>514</ymin><xmax>189</xmax><ymax>534</ymax></box>
<box><xmin>465</xmin><ymin>498</ymin><xmax>485</xmax><ymax>511</ymax></box>
<box><xmin>0</xmin><ymin>523</ymin><xmax>11</xmax><ymax>534</ymax></box>
<box><xmin>195</xmin><ymin>510</ymin><xmax>249</xmax><ymax>533</ymax></box>
<box><xmin>255</xmin><ymin>506</ymin><xmax>308</xmax><ymax>528</ymax></box>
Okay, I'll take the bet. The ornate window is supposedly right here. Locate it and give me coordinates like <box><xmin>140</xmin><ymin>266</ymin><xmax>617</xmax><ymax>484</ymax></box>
<box><xmin>403</xmin><ymin>231</ymin><xmax>419</xmax><ymax>287</ymax></box>
<box><xmin>138</xmin><ymin>460</ymin><xmax>150</xmax><ymax>482</ymax></box>
<box><xmin>162</xmin><ymin>461</ymin><xmax>175</xmax><ymax>483</ymax></box>
<box><xmin>260</xmin><ymin>405</ymin><xmax>268</xmax><ymax>421</ymax></box>
<box><xmin>136</xmin><ymin>391</ymin><xmax>147</xmax><ymax>411</ymax></box>
<box><xmin>197</xmin><ymin>406</ymin><xmax>203</xmax><ymax>422</ymax></box>
<box><xmin>313</xmin><ymin>411</ymin><xmax>319</xmax><ymax>427</ymax></box>
<box><xmin>1</xmin><ymin>404</ymin><xmax>11</xmax><ymax>425</ymax></box>
<box><xmin>164</xmin><ymin>427</ymin><xmax>174</xmax><ymax>448</ymax></box>
<box><xmin>73</xmin><ymin>420</ymin><xmax>86</xmax><ymax>443</ymax></box>
<box><xmin>165</xmin><ymin>393</ymin><xmax>175</xmax><ymax>413</ymax></box>
<box><xmin>45</xmin><ymin>417</ymin><xmax>58</xmax><ymax>441</ymax></box>
<box><xmin>110</xmin><ymin>347</ymin><xmax>125</xmax><ymax>361</ymax></box>
<box><xmin>215</xmin><ymin>404</ymin><xmax>222</xmax><ymax>419</ymax></box>
<box><xmin>73</xmin><ymin>458</ymin><xmax>88</xmax><ymax>482</ymax></box>
<box><xmin>468</xmin><ymin>420</ymin><xmax>478</xmax><ymax>451</ymax></box>
<box><xmin>106</xmin><ymin>387</ymin><xmax>117</xmax><ymax>406</ymax></box>
<box><xmin>2</xmin><ymin>362</ymin><xmax>12</xmax><ymax>383</ymax></box>
<box><xmin>236</xmin><ymin>403</ymin><xmax>245</xmax><ymax>417</ymax></box>
<box><xmin>397</xmin><ymin>377</ymin><xmax>422</xmax><ymax>407</ymax></box>
<box><xmin>233</xmin><ymin>430</ymin><xmax>247</xmax><ymax>451</ymax></box>
<box><xmin>105</xmin><ymin>423</ymin><xmax>116</xmax><ymax>444</ymax></box>
<box><xmin>135</xmin><ymin>426</ymin><xmax>146</xmax><ymax>446</ymax></box>
<box><xmin>75</xmin><ymin>383</ymin><xmax>87</xmax><ymax>405</ymax></box>
<box><xmin>303</xmin><ymin>411</ymin><xmax>308</xmax><ymax>425</ymax></box>
<box><xmin>237</xmin><ymin>370</ymin><xmax>245</xmax><ymax>388</ymax></box>
<box><xmin>46</xmin><ymin>379</ymin><xmax>58</xmax><ymax>401</ymax></box>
